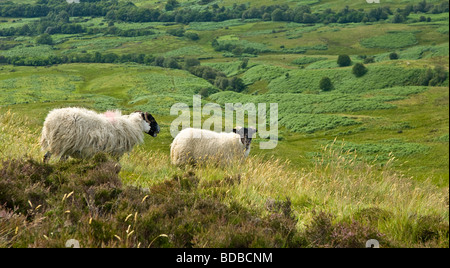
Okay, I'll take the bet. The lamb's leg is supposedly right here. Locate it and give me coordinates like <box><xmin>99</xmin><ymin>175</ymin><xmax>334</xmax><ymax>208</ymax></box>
<box><xmin>43</xmin><ymin>152</ymin><xmax>52</xmax><ymax>163</ymax></box>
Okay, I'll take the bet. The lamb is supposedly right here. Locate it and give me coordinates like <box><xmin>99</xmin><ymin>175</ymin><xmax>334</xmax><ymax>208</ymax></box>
<box><xmin>170</xmin><ymin>127</ymin><xmax>257</xmax><ymax>166</ymax></box>
<box><xmin>40</xmin><ymin>107</ymin><xmax>160</xmax><ymax>162</ymax></box>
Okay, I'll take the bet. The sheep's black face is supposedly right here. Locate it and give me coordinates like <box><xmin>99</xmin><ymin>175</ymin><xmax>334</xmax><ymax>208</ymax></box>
<box><xmin>142</xmin><ymin>112</ymin><xmax>160</xmax><ymax>137</ymax></box>
<box><xmin>233</xmin><ymin>127</ymin><xmax>257</xmax><ymax>150</ymax></box>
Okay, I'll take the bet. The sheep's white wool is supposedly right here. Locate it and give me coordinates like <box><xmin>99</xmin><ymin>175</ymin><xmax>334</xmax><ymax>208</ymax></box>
<box><xmin>41</xmin><ymin>107</ymin><xmax>147</xmax><ymax>159</ymax></box>
<box><xmin>170</xmin><ymin>128</ymin><xmax>248</xmax><ymax>166</ymax></box>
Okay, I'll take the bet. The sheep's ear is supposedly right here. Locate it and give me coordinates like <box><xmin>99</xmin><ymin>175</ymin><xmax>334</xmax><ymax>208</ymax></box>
<box><xmin>248</xmin><ymin>127</ymin><xmax>257</xmax><ymax>138</ymax></box>
<box><xmin>145</xmin><ymin>112</ymin><xmax>156</xmax><ymax>122</ymax></box>
<box><xmin>133</xmin><ymin>111</ymin><xmax>145</xmax><ymax>120</ymax></box>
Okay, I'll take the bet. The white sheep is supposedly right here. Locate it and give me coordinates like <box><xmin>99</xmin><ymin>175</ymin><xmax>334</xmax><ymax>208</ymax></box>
<box><xmin>170</xmin><ymin>127</ymin><xmax>257</xmax><ymax>166</ymax></box>
<box><xmin>40</xmin><ymin>107</ymin><xmax>160</xmax><ymax>162</ymax></box>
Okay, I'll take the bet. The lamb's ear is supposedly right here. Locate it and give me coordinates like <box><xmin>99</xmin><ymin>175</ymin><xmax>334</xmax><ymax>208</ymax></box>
<box><xmin>145</xmin><ymin>112</ymin><xmax>156</xmax><ymax>123</ymax></box>
<box><xmin>233</xmin><ymin>126</ymin><xmax>243</xmax><ymax>134</ymax></box>
<box><xmin>133</xmin><ymin>111</ymin><xmax>145</xmax><ymax>120</ymax></box>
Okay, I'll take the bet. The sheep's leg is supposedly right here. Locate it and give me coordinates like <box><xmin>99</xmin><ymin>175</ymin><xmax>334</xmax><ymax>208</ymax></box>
<box><xmin>60</xmin><ymin>155</ymin><xmax>68</xmax><ymax>162</ymax></box>
<box><xmin>43</xmin><ymin>152</ymin><xmax>52</xmax><ymax>163</ymax></box>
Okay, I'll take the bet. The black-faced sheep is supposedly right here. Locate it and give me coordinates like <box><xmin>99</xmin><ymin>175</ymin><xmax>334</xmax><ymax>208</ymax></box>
<box><xmin>40</xmin><ymin>107</ymin><xmax>160</xmax><ymax>162</ymax></box>
<box><xmin>170</xmin><ymin>127</ymin><xmax>257</xmax><ymax>166</ymax></box>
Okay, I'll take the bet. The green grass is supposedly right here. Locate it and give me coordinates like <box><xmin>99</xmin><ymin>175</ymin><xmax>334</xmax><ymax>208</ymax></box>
<box><xmin>0</xmin><ymin>44</ymin><xmax>56</xmax><ymax>58</ymax></box>
<box><xmin>188</xmin><ymin>20</ymin><xmax>246</xmax><ymax>31</ymax></box>
<box><xmin>0</xmin><ymin>111</ymin><xmax>448</xmax><ymax>248</ymax></box>
<box><xmin>361</xmin><ymin>32</ymin><xmax>419</xmax><ymax>49</ymax></box>
<box><xmin>329</xmin><ymin>139</ymin><xmax>430</xmax><ymax>162</ymax></box>
<box><xmin>279</xmin><ymin>114</ymin><xmax>360</xmax><ymax>134</ymax></box>
<box><xmin>0</xmin><ymin>72</ymin><xmax>82</xmax><ymax>105</ymax></box>
<box><xmin>266</xmin><ymin>65</ymin><xmax>431</xmax><ymax>93</ymax></box>
<box><xmin>292</xmin><ymin>56</ymin><xmax>328</xmax><ymax>66</ymax></box>
<box><xmin>0</xmin><ymin>0</ymin><xmax>448</xmax><ymax>248</ymax></box>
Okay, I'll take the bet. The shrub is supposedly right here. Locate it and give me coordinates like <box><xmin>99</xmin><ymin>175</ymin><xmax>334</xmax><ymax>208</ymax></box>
<box><xmin>271</xmin><ymin>9</ymin><xmax>284</xmax><ymax>22</ymax></box>
<box><xmin>352</xmin><ymin>63</ymin><xmax>368</xmax><ymax>77</ymax></box>
<box><xmin>36</xmin><ymin>33</ymin><xmax>53</xmax><ymax>45</ymax></box>
<box><xmin>185</xmin><ymin>32</ymin><xmax>199</xmax><ymax>41</ymax></box>
<box><xmin>389</xmin><ymin>52</ymin><xmax>399</xmax><ymax>60</ymax></box>
<box><xmin>337</xmin><ymin>55</ymin><xmax>351</xmax><ymax>67</ymax></box>
<box><xmin>363</xmin><ymin>57</ymin><xmax>375</xmax><ymax>64</ymax></box>
<box><xmin>319</xmin><ymin>76</ymin><xmax>333</xmax><ymax>91</ymax></box>
<box><xmin>163</xmin><ymin>57</ymin><xmax>181</xmax><ymax>69</ymax></box>
<box><xmin>0</xmin><ymin>156</ymin><xmax>305</xmax><ymax>248</ymax></box>
<box><xmin>239</xmin><ymin>58</ymin><xmax>249</xmax><ymax>70</ymax></box>
<box><xmin>392</xmin><ymin>14</ymin><xmax>405</xmax><ymax>23</ymax></box>
<box><xmin>419</xmin><ymin>66</ymin><xmax>448</xmax><ymax>86</ymax></box>
<box><xmin>165</xmin><ymin>0</ymin><xmax>179</xmax><ymax>11</ymax></box>
<box><xmin>411</xmin><ymin>215</ymin><xmax>449</xmax><ymax>244</ymax></box>
<box><xmin>304</xmin><ymin>211</ymin><xmax>386</xmax><ymax>248</ymax></box>
<box><xmin>197</xmin><ymin>87</ymin><xmax>218</xmax><ymax>98</ymax></box>
<box><xmin>167</xmin><ymin>27</ymin><xmax>185</xmax><ymax>37</ymax></box>
<box><xmin>184</xmin><ymin>57</ymin><xmax>200</xmax><ymax>69</ymax></box>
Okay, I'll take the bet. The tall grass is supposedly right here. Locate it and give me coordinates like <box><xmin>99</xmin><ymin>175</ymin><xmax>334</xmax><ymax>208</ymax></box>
<box><xmin>0</xmin><ymin>110</ymin><xmax>41</xmax><ymax>160</ymax></box>
<box><xmin>0</xmin><ymin>110</ymin><xmax>448</xmax><ymax>247</ymax></box>
<box><xmin>118</xmin><ymin>136</ymin><xmax>449</xmax><ymax>247</ymax></box>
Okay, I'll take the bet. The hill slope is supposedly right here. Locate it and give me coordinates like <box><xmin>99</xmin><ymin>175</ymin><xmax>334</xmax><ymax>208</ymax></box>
<box><xmin>0</xmin><ymin>0</ymin><xmax>448</xmax><ymax>248</ymax></box>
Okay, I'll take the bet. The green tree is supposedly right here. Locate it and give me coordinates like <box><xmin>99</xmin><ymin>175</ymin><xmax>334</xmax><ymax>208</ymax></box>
<box><xmin>429</xmin><ymin>66</ymin><xmax>447</xmax><ymax>86</ymax></box>
<box><xmin>184</xmin><ymin>57</ymin><xmax>200</xmax><ymax>69</ymax></box>
<box><xmin>185</xmin><ymin>32</ymin><xmax>199</xmax><ymax>41</ymax></box>
<box><xmin>167</xmin><ymin>27</ymin><xmax>185</xmax><ymax>37</ymax></box>
<box><xmin>165</xmin><ymin>0</ymin><xmax>179</xmax><ymax>11</ymax></box>
<box><xmin>352</xmin><ymin>63</ymin><xmax>368</xmax><ymax>77</ymax></box>
<box><xmin>230</xmin><ymin>77</ymin><xmax>245</xmax><ymax>92</ymax></box>
<box><xmin>319</xmin><ymin>77</ymin><xmax>333</xmax><ymax>91</ymax></box>
<box><xmin>19</xmin><ymin>24</ymin><xmax>31</xmax><ymax>36</ymax></box>
<box><xmin>239</xmin><ymin>58</ymin><xmax>249</xmax><ymax>70</ymax></box>
<box><xmin>392</xmin><ymin>13</ymin><xmax>405</xmax><ymax>23</ymax></box>
<box><xmin>337</xmin><ymin>55</ymin><xmax>351</xmax><ymax>67</ymax></box>
<box><xmin>163</xmin><ymin>57</ymin><xmax>181</xmax><ymax>69</ymax></box>
<box><xmin>56</xmin><ymin>10</ymin><xmax>70</xmax><ymax>24</ymax></box>
<box><xmin>36</xmin><ymin>33</ymin><xmax>53</xmax><ymax>45</ymax></box>
<box><xmin>262</xmin><ymin>13</ymin><xmax>271</xmax><ymax>21</ymax></box>
<box><xmin>389</xmin><ymin>52</ymin><xmax>399</xmax><ymax>60</ymax></box>
<box><xmin>271</xmin><ymin>9</ymin><xmax>284</xmax><ymax>21</ymax></box>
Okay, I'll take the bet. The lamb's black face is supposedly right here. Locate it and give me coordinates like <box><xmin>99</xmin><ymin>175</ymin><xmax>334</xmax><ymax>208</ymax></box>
<box><xmin>233</xmin><ymin>127</ymin><xmax>257</xmax><ymax>150</ymax></box>
<box><xmin>142</xmin><ymin>112</ymin><xmax>160</xmax><ymax>137</ymax></box>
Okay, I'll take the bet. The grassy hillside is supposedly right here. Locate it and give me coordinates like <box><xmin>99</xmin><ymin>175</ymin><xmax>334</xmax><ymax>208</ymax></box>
<box><xmin>0</xmin><ymin>110</ymin><xmax>448</xmax><ymax>248</ymax></box>
<box><xmin>128</xmin><ymin>0</ymin><xmax>446</xmax><ymax>10</ymax></box>
<box><xmin>0</xmin><ymin>0</ymin><xmax>449</xmax><ymax>248</ymax></box>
